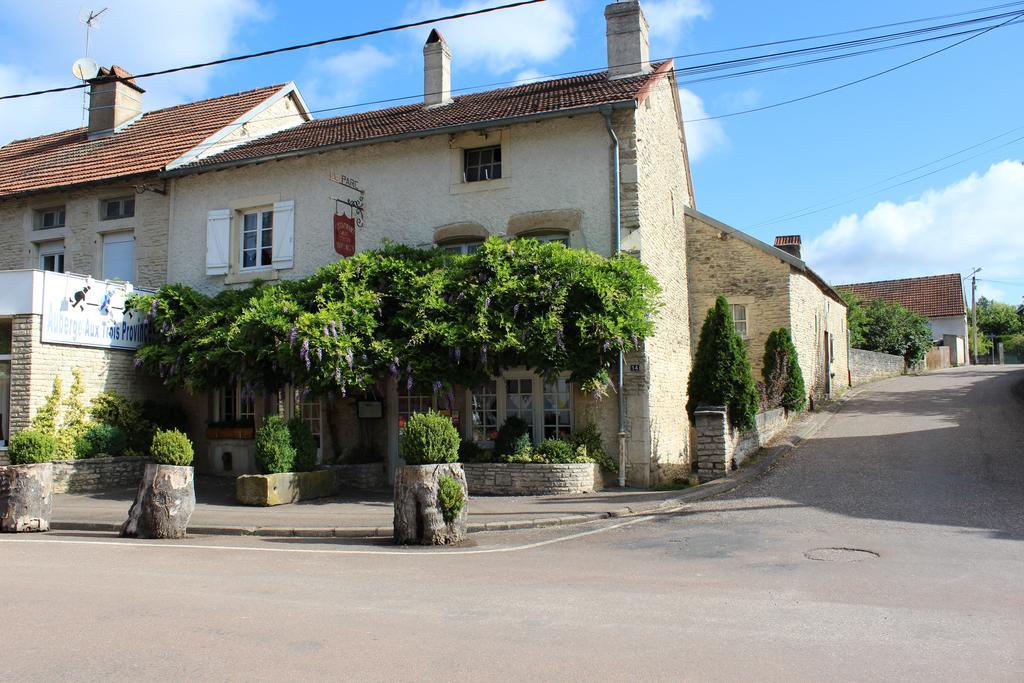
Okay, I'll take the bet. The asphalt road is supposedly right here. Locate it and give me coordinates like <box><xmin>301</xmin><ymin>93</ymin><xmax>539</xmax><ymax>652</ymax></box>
<box><xmin>3</xmin><ymin>366</ymin><xmax>1022</xmax><ymax>681</ymax></box>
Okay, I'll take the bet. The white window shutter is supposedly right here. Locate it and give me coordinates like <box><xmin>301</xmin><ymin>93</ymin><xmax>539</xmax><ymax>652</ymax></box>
<box><xmin>272</xmin><ymin>200</ymin><xmax>295</xmax><ymax>270</ymax></box>
<box><xmin>205</xmin><ymin>209</ymin><xmax>231</xmax><ymax>275</ymax></box>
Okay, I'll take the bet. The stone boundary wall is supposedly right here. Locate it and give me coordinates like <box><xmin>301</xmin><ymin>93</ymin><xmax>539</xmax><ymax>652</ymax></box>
<box><xmin>464</xmin><ymin>462</ymin><xmax>602</xmax><ymax>496</ymax></box>
<box><xmin>0</xmin><ymin>452</ymin><xmax>8</xmax><ymax>467</ymax></box>
<box><xmin>51</xmin><ymin>456</ymin><xmax>149</xmax><ymax>494</ymax></box>
<box><xmin>850</xmin><ymin>348</ymin><xmax>905</xmax><ymax>386</ymax></box>
<box><xmin>695</xmin><ymin>406</ymin><xmax>789</xmax><ymax>483</ymax></box>
<box><xmin>321</xmin><ymin>463</ymin><xmax>387</xmax><ymax>490</ymax></box>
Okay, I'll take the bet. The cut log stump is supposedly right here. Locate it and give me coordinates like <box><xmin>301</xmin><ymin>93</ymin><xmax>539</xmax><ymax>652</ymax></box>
<box><xmin>394</xmin><ymin>463</ymin><xmax>468</xmax><ymax>545</ymax></box>
<box><xmin>0</xmin><ymin>462</ymin><xmax>53</xmax><ymax>533</ymax></box>
<box><xmin>121</xmin><ymin>464</ymin><xmax>195</xmax><ymax>539</ymax></box>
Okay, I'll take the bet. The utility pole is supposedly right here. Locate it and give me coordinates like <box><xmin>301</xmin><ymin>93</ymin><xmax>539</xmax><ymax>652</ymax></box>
<box><xmin>967</xmin><ymin>267</ymin><xmax>982</xmax><ymax>365</ymax></box>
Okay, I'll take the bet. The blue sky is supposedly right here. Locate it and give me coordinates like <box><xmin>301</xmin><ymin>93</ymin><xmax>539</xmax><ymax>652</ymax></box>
<box><xmin>1</xmin><ymin>0</ymin><xmax>1022</xmax><ymax>304</ymax></box>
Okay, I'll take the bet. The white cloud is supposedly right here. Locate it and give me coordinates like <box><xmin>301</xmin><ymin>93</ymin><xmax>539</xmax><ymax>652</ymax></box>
<box><xmin>0</xmin><ymin>0</ymin><xmax>264</xmax><ymax>142</ymax></box>
<box><xmin>803</xmin><ymin>161</ymin><xmax>1024</xmax><ymax>301</ymax></box>
<box><xmin>404</xmin><ymin>0</ymin><xmax>575</xmax><ymax>73</ymax></box>
<box><xmin>513</xmin><ymin>69</ymin><xmax>545</xmax><ymax>84</ymax></box>
<box><xmin>303</xmin><ymin>46</ymin><xmax>398</xmax><ymax>108</ymax></box>
<box><xmin>643</xmin><ymin>0</ymin><xmax>711</xmax><ymax>42</ymax></box>
<box><xmin>678</xmin><ymin>88</ymin><xmax>726</xmax><ymax>161</ymax></box>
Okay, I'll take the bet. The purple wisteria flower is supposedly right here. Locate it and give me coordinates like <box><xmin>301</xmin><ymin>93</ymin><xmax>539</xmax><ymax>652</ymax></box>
<box><xmin>556</xmin><ymin>328</ymin><xmax>565</xmax><ymax>350</ymax></box>
<box><xmin>289</xmin><ymin>327</ymin><xmax>298</xmax><ymax>348</ymax></box>
<box><xmin>334</xmin><ymin>367</ymin><xmax>342</xmax><ymax>384</ymax></box>
<box><xmin>432</xmin><ymin>381</ymin><xmax>443</xmax><ymax>395</ymax></box>
<box><xmin>406</xmin><ymin>373</ymin><xmax>414</xmax><ymax>392</ymax></box>
<box><xmin>513</xmin><ymin>303</ymin><xmax>521</xmax><ymax>316</ymax></box>
<box><xmin>457</xmin><ymin>291</ymin><xmax>466</xmax><ymax>301</ymax></box>
<box><xmin>133</xmin><ymin>357</ymin><xmax>143</xmax><ymax>370</ymax></box>
<box><xmin>480</xmin><ymin>345</ymin><xmax>488</xmax><ymax>365</ymax></box>
<box><xmin>329</xmin><ymin>320</ymin><xmax>338</xmax><ymax>338</ymax></box>
<box><xmin>345</xmin><ymin>348</ymin><xmax>354</xmax><ymax>368</ymax></box>
<box><xmin>478</xmin><ymin>272</ymin><xmax>489</xmax><ymax>284</ymax></box>
<box><xmin>316</xmin><ymin>348</ymin><xmax>323</xmax><ymax>361</ymax></box>
<box><xmin>300</xmin><ymin>339</ymin><xmax>311</xmax><ymax>370</ymax></box>
<box><xmin>323</xmin><ymin>325</ymin><xmax>330</xmax><ymax>338</ymax></box>
<box><xmin>453</xmin><ymin>346</ymin><xmax>461</xmax><ymax>364</ymax></box>
<box><xmin>484</xmin><ymin>296</ymin><xmax>491</xmax><ymax>309</ymax></box>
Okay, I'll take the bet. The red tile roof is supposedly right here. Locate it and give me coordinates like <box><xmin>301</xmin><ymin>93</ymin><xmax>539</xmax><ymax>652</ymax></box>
<box><xmin>838</xmin><ymin>274</ymin><xmax>966</xmax><ymax>318</ymax></box>
<box><xmin>0</xmin><ymin>84</ymin><xmax>285</xmax><ymax>199</ymax></box>
<box><xmin>187</xmin><ymin>63</ymin><xmax>672</xmax><ymax>169</ymax></box>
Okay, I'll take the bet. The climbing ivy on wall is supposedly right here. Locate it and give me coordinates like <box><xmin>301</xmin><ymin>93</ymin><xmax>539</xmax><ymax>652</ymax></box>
<box><xmin>130</xmin><ymin>238</ymin><xmax>661</xmax><ymax>400</ymax></box>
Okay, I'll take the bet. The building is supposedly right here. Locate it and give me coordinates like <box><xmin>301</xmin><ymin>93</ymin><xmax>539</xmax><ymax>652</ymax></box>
<box><xmin>685</xmin><ymin>208</ymin><xmax>850</xmax><ymax>403</ymax></box>
<box><xmin>0</xmin><ymin>67</ymin><xmax>310</xmax><ymax>458</ymax></box>
<box><xmin>157</xmin><ymin>1</ymin><xmax>695</xmax><ymax>486</ymax></box>
<box><xmin>838</xmin><ymin>274</ymin><xmax>969</xmax><ymax>366</ymax></box>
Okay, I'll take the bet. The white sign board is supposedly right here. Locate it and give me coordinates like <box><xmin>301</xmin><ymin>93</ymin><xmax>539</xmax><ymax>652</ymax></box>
<box><xmin>40</xmin><ymin>271</ymin><xmax>152</xmax><ymax>350</ymax></box>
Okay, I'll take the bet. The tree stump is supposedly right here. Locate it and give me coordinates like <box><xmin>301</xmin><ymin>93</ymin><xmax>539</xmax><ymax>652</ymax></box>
<box><xmin>120</xmin><ymin>464</ymin><xmax>195</xmax><ymax>539</ymax></box>
<box><xmin>0</xmin><ymin>462</ymin><xmax>53</xmax><ymax>533</ymax></box>
<box><xmin>393</xmin><ymin>463</ymin><xmax>468</xmax><ymax>545</ymax></box>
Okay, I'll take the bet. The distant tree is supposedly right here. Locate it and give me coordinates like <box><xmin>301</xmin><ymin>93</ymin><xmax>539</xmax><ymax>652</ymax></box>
<box><xmin>840</xmin><ymin>290</ymin><xmax>868</xmax><ymax>348</ymax></box>
<box><xmin>762</xmin><ymin>328</ymin><xmax>807</xmax><ymax>412</ymax></box>
<box><xmin>860</xmin><ymin>299</ymin><xmax>933</xmax><ymax>364</ymax></box>
<box><xmin>686</xmin><ymin>296</ymin><xmax>760</xmax><ymax>430</ymax></box>
<box><xmin>976</xmin><ymin>300</ymin><xmax>1022</xmax><ymax>337</ymax></box>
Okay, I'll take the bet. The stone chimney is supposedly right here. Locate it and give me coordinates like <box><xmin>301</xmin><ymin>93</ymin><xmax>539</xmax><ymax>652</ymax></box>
<box><xmin>423</xmin><ymin>29</ymin><xmax>452</xmax><ymax>107</ymax></box>
<box><xmin>87</xmin><ymin>65</ymin><xmax>144</xmax><ymax>137</ymax></box>
<box><xmin>774</xmin><ymin>235</ymin><xmax>802</xmax><ymax>259</ymax></box>
<box><xmin>605</xmin><ymin>1</ymin><xmax>651</xmax><ymax>79</ymax></box>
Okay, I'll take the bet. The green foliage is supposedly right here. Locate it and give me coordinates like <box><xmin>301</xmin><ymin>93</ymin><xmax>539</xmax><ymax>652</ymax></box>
<box><xmin>288</xmin><ymin>417</ymin><xmax>318</xmax><ymax>473</ymax></box>
<box><xmin>686</xmin><ymin>296</ymin><xmax>759</xmax><ymax>430</ymax></box>
<box><xmin>130</xmin><ymin>239</ymin><xmax>661</xmax><ymax>400</ymax></box>
<box><xmin>1002</xmin><ymin>333</ymin><xmax>1024</xmax><ymax>356</ymax></box>
<box><xmin>534</xmin><ymin>438</ymin><xmax>581</xmax><ymax>463</ymax></box>
<box><xmin>970</xmin><ymin>330</ymin><xmax>992</xmax><ymax>356</ymax></box>
<box><xmin>840</xmin><ymin>290</ymin><xmax>868</xmax><ymax>349</ymax></box>
<box><xmin>437</xmin><ymin>475</ymin><xmax>465</xmax><ymax>524</ymax></box>
<box><xmin>859</xmin><ymin>298</ymin><xmax>933</xmax><ymax>364</ymax></box>
<box><xmin>762</xmin><ymin>328</ymin><xmax>806</xmax><ymax>412</ymax></box>
<box><xmin>976</xmin><ymin>298</ymin><xmax>1023</xmax><ymax>337</ymax></box>
<box><xmin>90</xmin><ymin>391</ymin><xmax>155</xmax><ymax>454</ymax></box>
<box><xmin>30</xmin><ymin>371</ymin><xmax>91</xmax><ymax>460</ymax></box>
<box><xmin>567</xmin><ymin>423</ymin><xmax>616</xmax><ymax>472</ymax></box>
<box><xmin>31</xmin><ymin>376</ymin><xmax>63</xmax><ymax>435</ymax></box>
<box><xmin>458</xmin><ymin>438</ymin><xmax>488</xmax><ymax>463</ymax></box>
<box><xmin>75</xmin><ymin>424</ymin><xmax>128</xmax><ymax>459</ymax></box>
<box><xmin>9</xmin><ymin>429</ymin><xmax>57</xmax><ymax>465</ymax></box>
<box><xmin>254</xmin><ymin>415</ymin><xmax>296</xmax><ymax>474</ymax></box>
<box><xmin>494</xmin><ymin>416</ymin><xmax>531</xmax><ymax>457</ymax></box>
<box><xmin>651</xmin><ymin>477</ymin><xmax>693</xmax><ymax>491</ymax></box>
<box><xmin>399</xmin><ymin>410</ymin><xmax>460</xmax><ymax>465</ymax></box>
<box><xmin>150</xmin><ymin>428</ymin><xmax>194</xmax><ymax>466</ymax></box>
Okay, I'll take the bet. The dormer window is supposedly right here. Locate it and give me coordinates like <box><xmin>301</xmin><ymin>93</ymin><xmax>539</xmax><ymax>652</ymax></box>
<box><xmin>35</xmin><ymin>206</ymin><xmax>66</xmax><ymax>230</ymax></box>
<box><xmin>464</xmin><ymin>146</ymin><xmax>501</xmax><ymax>182</ymax></box>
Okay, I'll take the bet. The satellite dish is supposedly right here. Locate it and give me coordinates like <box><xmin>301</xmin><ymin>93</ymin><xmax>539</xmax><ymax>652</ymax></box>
<box><xmin>72</xmin><ymin>57</ymin><xmax>99</xmax><ymax>81</ymax></box>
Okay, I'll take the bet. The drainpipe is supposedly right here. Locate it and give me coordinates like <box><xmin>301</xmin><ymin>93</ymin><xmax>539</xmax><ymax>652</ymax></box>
<box><xmin>603</xmin><ymin>108</ymin><xmax>627</xmax><ymax>488</ymax></box>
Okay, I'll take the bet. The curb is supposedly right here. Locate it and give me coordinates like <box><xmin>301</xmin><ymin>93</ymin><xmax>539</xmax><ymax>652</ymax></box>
<box><xmin>48</xmin><ymin>389</ymin><xmax>864</xmax><ymax>539</ymax></box>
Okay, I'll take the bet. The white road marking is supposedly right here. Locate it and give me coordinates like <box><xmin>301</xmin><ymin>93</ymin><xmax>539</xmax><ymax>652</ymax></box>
<box><xmin>0</xmin><ymin>512</ymin><xmax>666</xmax><ymax>557</ymax></box>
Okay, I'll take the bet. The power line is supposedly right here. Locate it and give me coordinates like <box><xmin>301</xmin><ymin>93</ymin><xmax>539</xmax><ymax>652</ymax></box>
<box><xmin>687</xmin><ymin>10</ymin><xmax>1024</xmax><ymax>122</ymax></box>
<box><xmin>0</xmin><ymin>0</ymin><xmax>546</xmax><ymax>101</ymax></box>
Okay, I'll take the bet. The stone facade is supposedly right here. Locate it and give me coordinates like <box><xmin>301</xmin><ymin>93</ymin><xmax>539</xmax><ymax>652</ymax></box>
<box><xmin>695</xmin><ymin>406</ymin><xmax>788</xmax><ymax>483</ymax></box>
<box><xmin>849</xmin><ymin>348</ymin><xmax>906</xmax><ymax>386</ymax></box>
<box><xmin>463</xmin><ymin>462</ymin><xmax>602</xmax><ymax>496</ymax></box>
<box><xmin>51</xmin><ymin>456</ymin><xmax>148</xmax><ymax>494</ymax></box>
<box><xmin>9</xmin><ymin>314</ymin><xmax>162</xmax><ymax>435</ymax></box>
<box><xmin>324</xmin><ymin>463</ymin><xmax>387</xmax><ymax>491</ymax></box>
<box><xmin>789</xmin><ymin>270</ymin><xmax>850</xmax><ymax>402</ymax></box>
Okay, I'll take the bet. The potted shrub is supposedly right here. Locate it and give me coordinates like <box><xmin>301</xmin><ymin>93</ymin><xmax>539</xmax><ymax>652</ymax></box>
<box><xmin>121</xmin><ymin>428</ymin><xmax>196</xmax><ymax>539</ymax></box>
<box><xmin>394</xmin><ymin>410</ymin><xmax>468</xmax><ymax>545</ymax></box>
<box><xmin>0</xmin><ymin>429</ymin><xmax>56</xmax><ymax>533</ymax></box>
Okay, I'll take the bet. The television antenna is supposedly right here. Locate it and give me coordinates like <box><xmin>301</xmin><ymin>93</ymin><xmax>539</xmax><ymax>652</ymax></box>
<box><xmin>75</xmin><ymin>8</ymin><xmax>108</xmax><ymax>126</ymax></box>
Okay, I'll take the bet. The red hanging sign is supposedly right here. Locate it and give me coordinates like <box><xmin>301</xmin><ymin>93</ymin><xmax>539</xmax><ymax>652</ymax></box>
<box><xmin>334</xmin><ymin>213</ymin><xmax>356</xmax><ymax>257</ymax></box>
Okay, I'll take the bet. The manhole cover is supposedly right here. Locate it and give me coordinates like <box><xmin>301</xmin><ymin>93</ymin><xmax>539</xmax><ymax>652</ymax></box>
<box><xmin>804</xmin><ymin>547</ymin><xmax>879</xmax><ymax>562</ymax></box>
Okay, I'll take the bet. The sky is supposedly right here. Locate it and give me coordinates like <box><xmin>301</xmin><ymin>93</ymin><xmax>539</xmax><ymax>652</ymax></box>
<box><xmin>1</xmin><ymin>0</ymin><xmax>1021</xmax><ymax>305</ymax></box>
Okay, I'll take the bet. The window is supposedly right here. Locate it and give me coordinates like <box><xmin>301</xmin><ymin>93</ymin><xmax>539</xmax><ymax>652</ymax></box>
<box><xmin>38</xmin><ymin>242</ymin><xmax>65</xmax><ymax>273</ymax></box>
<box><xmin>520</xmin><ymin>231</ymin><xmax>570</xmax><ymax>247</ymax></box>
<box><xmin>102</xmin><ymin>232</ymin><xmax>134</xmax><ymax>281</ymax></box>
<box><xmin>218</xmin><ymin>382</ymin><xmax>254</xmax><ymax>424</ymax></box>
<box><xmin>101</xmin><ymin>197</ymin><xmax>135</xmax><ymax>221</ymax></box>
<box><xmin>241</xmin><ymin>209</ymin><xmax>273</xmax><ymax>270</ymax></box>
<box><xmin>464</xmin><ymin>145</ymin><xmax>501</xmax><ymax>182</ymax></box>
<box><xmin>398</xmin><ymin>390</ymin><xmax>434</xmax><ymax>431</ymax></box>
<box><xmin>470</xmin><ymin>373</ymin><xmax>573</xmax><ymax>444</ymax></box>
<box><xmin>298</xmin><ymin>398</ymin><xmax>322</xmax><ymax>448</ymax></box>
<box><xmin>35</xmin><ymin>206</ymin><xmax>65</xmax><ymax>230</ymax></box>
<box><xmin>439</xmin><ymin>240</ymin><xmax>483</xmax><ymax>255</ymax></box>
<box><xmin>731</xmin><ymin>304</ymin><xmax>748</xmax><ymax>338</ymax></box>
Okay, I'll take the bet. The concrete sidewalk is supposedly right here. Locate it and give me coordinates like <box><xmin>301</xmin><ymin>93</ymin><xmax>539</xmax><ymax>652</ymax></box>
<box><xmin>50</xmin><ymin>395</ymin><xmax>848</xmax><ymax>538</ymax></box>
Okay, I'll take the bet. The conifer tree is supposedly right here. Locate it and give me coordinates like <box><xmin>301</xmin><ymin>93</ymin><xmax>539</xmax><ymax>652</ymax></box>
<box><xmin>686</xmin><ymin>296</ymin><xmax>759</xmax><ymax>429</ymax></box>
<box><xmin>762</xmin><ymin>328</ymin><xmax>807</xmax><ymax>412</ymax></box>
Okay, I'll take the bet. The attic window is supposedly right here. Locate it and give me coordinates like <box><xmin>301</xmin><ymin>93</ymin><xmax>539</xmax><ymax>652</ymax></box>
<box><xmin>35</xmin><ymin>206</ymin><xmax>66</xmax><ymax>230</ymax></box>
<box><xmin>464</xmin><ymin>146</ymin><xmax>501</xmax><ymax>182</ymax></box>
<box><xmin>101</xmin><ymin>196</ymin><xmax>135</xmax><ymax>221</ymax></box>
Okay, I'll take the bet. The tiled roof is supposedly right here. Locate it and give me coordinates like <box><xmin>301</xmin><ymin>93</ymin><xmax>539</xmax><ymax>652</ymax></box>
<box><xmin>187</xmin><ymin>63</ymin><xmax>672</xmax><ymax>169</ymax></box>
<box><xmin>838</xmin><ymin>274</ymin><xmax>966</xmax><ymax>318</ymax></box>
<box><xmin>0</xmin><ymin>84</ymin><xmax>285</xmax><ymax>199</ymax></box>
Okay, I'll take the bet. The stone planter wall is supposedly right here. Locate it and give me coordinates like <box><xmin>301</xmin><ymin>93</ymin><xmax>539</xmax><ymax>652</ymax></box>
<box><xmin>696</xmin><ymin>406</ymin><xmax>790</xmax><ymax>483</ymax></box>
<box><xmin>320</xmin><ymin>463</ymin><xmax>387</xmax><ymax>490</ymax></box>
<box><xmin>464</xmin><ymin>462</ymin><xmax>602</xmax><ymax>496</ymax></box>
<box><xmin>236</xmin><ymin>470</ymin><xmax>338</xmax><ymax>506</ymax></box>
<box><xmin>51</xmin><ymin>456</ymin><xmax>149</xmax><ymax>494</ymax></box>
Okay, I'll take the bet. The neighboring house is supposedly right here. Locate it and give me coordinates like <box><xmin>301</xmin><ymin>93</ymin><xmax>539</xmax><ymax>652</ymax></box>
<box><xmin>685</xmin><ymin>208</ymin><xmax>850</xmax><ymax>404</ymax></box>
<box><xmin>0</xmin><ymin>66</ymin><xmax>309</xmax><ymax>455</ymax></box>
<box><xmin>838</xmin><ymin>274</ymin><xmax>969</xmax><ymax>366</ymax></box>
<box><xmin>160</xmin><ymin>1</ymin><xmax>696</xmax><ymax>486</ymax></box>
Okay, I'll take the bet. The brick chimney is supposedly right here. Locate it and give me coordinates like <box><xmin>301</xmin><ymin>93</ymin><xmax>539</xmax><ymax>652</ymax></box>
<box><xmin>423</xmin><ymin>29</ymin><xmax>452</xmax><ymax>107</ymax></box>
<box><xmin>87</xmin><ymin>65</ymin><xmax>144</xmax><ymax>137</ymax></box>
<box><xmin>605</xmin><ymin>1</ymin><xmax>651</xmax><ymax>79</ymax></box>
<box><xmin>774</xmin><ymin>235</ymin><xmax>802</xmax><ymax>259</ymax></box>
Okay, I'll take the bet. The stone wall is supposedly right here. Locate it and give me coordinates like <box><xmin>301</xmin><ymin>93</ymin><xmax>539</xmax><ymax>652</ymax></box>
<box><xmin>850</xmin><ymin>348</ymin><xmax>905</xmax><ymax>386</ymax></box>
<box><xmin>9</xmin><ymin>314</ymin><xmax>163</xmax><ymax>435</ymax></box>
<box><xmin>695</xmin><ymin>406</ymin><xmax>789</xmax><ymax>482</ymax></box>
<box><xmin>51</xmin><ymin>456</ymin><xmax>148</xmax><ymax>494</ymax></box>
<box><xmin>323</xmin><ymin>462</ymin><xmax>387</xmax><ymax>491</ymax></box>
<box><xmin>464</xmin><ymin>462</ymin><xmax>602</xmax><ymax>496</ymax></box>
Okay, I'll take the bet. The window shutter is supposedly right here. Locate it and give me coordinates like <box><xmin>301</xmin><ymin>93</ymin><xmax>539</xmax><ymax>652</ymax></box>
<box><xmin>205</xmin><ymin>209</ymin><xmax>231</xmax><ymax>275</ymax></box>
<box><xmin>272</xmin><ymin>200</ymin><xmax>295</xmax><ymax>270</ymax></box>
